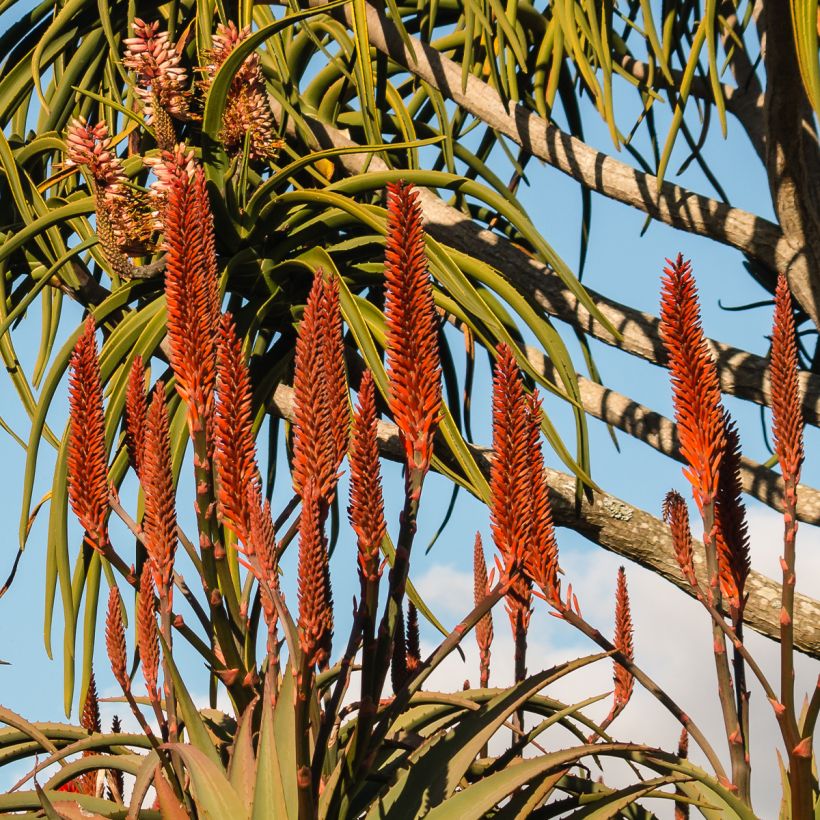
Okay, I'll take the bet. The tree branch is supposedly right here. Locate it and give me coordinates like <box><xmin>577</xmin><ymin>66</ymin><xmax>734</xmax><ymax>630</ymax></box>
<box><xmin>520</xmin><ymin>344</ymin><xmax>820</xmax><ymax>526</ymax></box>
<box><xmin>270</xmin><ymin>383</ymin><xmax>820</xmax><ymax>659</ymax></box>
<box><xmin>309</xmin><ymin>0</ymin><xmax>820</xmax><ymax>325</ymax></box>
<box><xmin>273</xmin><ymin>104</ymin><xmax>820</xmax><ymax>428</ymax></box>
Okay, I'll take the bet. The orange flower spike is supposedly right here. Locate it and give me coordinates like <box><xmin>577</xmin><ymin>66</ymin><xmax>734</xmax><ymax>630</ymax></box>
<box><xmin>319</xmin><ymin>275</ymin><xmax>350</xmax><ymax>477</ymax></box>
<box><xmin>663</xmin><ymin>490</ymin><xmax>696</xmax><ymax>585</ymax></box>
<box><xmin>771</xmin><ymin>273</ymin><xmax>805</xmax><ymax>496</ymax></box>
<box><xmin>348</xmin><ymin>370</ymin><xmax>387</xmax><ymax>584</ymax></box>
<box><xmin>247</xmin><ymin>485</ymin><xmax>279</xmax><ymax>630</ymax></box>
<box><xmin>659</xmin><ymin>255</ymin><xmax>727</xmax><ymax>513</ymax></box>
<box><xmin>292</xmin><ymin>274</ymin><xmax>334</xmax><ymax>500</ymax></box>
<box><xmin>137</xmin><ymin>572</ymin><xmax>160</xmax><ymax>702</ymax></box>
<box><xmin>489</xmin><ymin>344</ymin><xmax>531</xmax><ymax>575</ymax></box>
<box><xmin>296</xmin><ymin>486</ymin><xmax>333</xmax><ymax>669</ymax></box>
<box><xmin>163</xmin><ymin>166</ymin><xmax>220</xmax><ymax>438</ymax></box>
<box><xmin>523</xmin><ymin>392</ymin><xmax>561</xmax><ymax>603</ymax></box>
<box><xmin>384</xmin><ymin>181</ymin><xmax>442</xmax><ymax>476</ymax></box>
<box><xmin>215</xmin><ymin>313</ymin><xmax>259</xmax><ymax>544</ymax></box>
<box><xmin>79</xmin><ymin>671</ymin><xmax>102</xmax><ymax>795</ymax></box>
<box><xmin>105</xmin><ymin>587</ymin><xmax>129</xmax><ymax>692</ymax></box>
<box><xmin>714</xmin><ymin>416</ymin><xmax>750</xmax><ymax>617</ymax></box>
<box><xmin>81</xmin><ymin>671</ymin><xmax>102</xmax><ymax>734</ymax></box>
<box><xmin>125</xmin><ymin>356</ymin><xmax>148</xmax><ymax>478</ymax></box>
<box><xmin>473</xmin><ymin>533</ymin><xmax>494</xmax><ymax>688</ymax></box>
<box><xmin>67</xmin><ymin>316</ymin><xmax>110</xmax><ymax>555</ymax></box>
<box><xmin>613</xmin><ymin>567</ymin><xmax>635</xmax><ymax>709</ymax></box>
<box><xmin>141</xmin><ymin>383</ymin><xmax>177</xmax><ymax>601</ymax></box>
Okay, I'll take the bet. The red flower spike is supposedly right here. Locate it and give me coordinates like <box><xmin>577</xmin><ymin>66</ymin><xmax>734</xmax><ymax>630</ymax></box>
<box><xmin>125</xmin><ymin>356</ymin><xmax>148</xmax><ymax>477</ymax></box>
<box><xmin>164</xmin><ymin>166</ymin><xmax>220</xmax><ymax>438</ymax></box>
<box><xmin>659</xmin><ymin>255</ymin><xmax>727</xmax><ymax>513</ymax></box>
<box><xmin>406</xmin><ymin>602</ymin><xmax>421</xmax><ymax>676</ymax></box>
<box><xmin>523</xmin><ymin>392</ymin><xmax>561</xmax><ymax>603</ymax></box>
<box><xmin>473</xmin><ymin>533</ymin><xmax>494</xmax><ymax>689</ymax></box>
<box><xmin>81</xmin><ymin>671</ymin><xmax>101</xmax><ymax>734</ymax></box>
<box><xmin>348</xmin><ymin>370</ymin><xmax>387</xmax><ymax>584</ymax></box>
<box><xmin>137</xmin><ymin>571</ymin><xmax>160</xmax><ymax>701</ymax></box>
<box><xmin>320</xmin><ymin>275</ymin><xmax>350</xmax><ymax>475</ymax></box>
<box><xmin>141</xmin><ymin>383</ymin><xmax>177</xmax><ymax>600</ymax></box>
<box><xmin>215</xmin><ymin>313</ymin><xmax>260</xmax><ymax>544</ymax></box>
<box><xmin>67</xmin><ymin>316</ymin><xmax>110</xmax><ymax>555</ymax></box>
<box><xmin>384</xmin><ymin>181</ymin><xmax>442</xmax><ymax>474</ymax></box>
<box><xmin>80</xmin><ymin>670</ymin><xmax>103</xmax><ymax>793</ymax></box>
<box><xmin>105</xmin><ymin>587</ymin><xmax>129</xmax><ymax>691</ymax></box>
<box><xmin>246</xmin><ymin>483</ymin><xmax>280</xmax><ymax>631</ymax></box>
<box><xmin>613</xmin><ymin>567</ymin><xmax>635</xmax><ymax>709</ymax></box>
<box><xmin>714</xmin><ymin>415</ymin><xmax>750</xmax><ymax>618</ymax></box>
<box><xmin>292</xmin><ymin>272</ymin><xmax>348</xmax><ymax>503</ymax></box>
<box><xmin>663</xmin><ymin>490</ymin><xmax>696</xmax><ymax>584</ymax></box>
<box><xmin>296</xmin><ymin>486</ymin><xmax>333</xmax><ymax>669</ymax></box>
<box><xmin>489</xmin><ymin>344</ymin><xmax>532</xmax><ymax>575</ymax></box>
<box><xmin>771</xmin><ymin>273</ymin><xmax>805</xmax><ymax>492</ymax></box>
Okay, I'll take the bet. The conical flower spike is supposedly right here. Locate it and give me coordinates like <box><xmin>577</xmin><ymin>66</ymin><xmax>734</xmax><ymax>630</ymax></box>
<box><xmin>771</xmin><ymin>273</ymin><xmax>805</xmax><ymax>495</ymax></box>
<box><xmin>215</xmin><ymin>313</ymin><xmax>260</xmax><ymax>545</ymax></box>
<box><xmin>67</xmin><ymin>316</ymin><xmax>110</xmax><ymax>555</ymax></box>
<box><xmin>349</xmin><ymin>370</ymin><xmax>387</xmax><ymax>585</ymax></box>
<box><xmin>141</xmin><ymin>383</ymin><xmax>177</xmax><ymax>602</ymax></box>
<box><xmin>292</xmin><ymin>272</ymin><xmax>349</xmax><ymax>505</ymax></box>
<box><xmin>164</xmin><ymin>166</ymin><xmax>220</xmax><ymax>439</ymax></box>
<box><xmin>659</xmin><ymin>255</ymin><xmax>726</xmax><ymax>513</ymax></box>
<box><xmin>473</xmin><ymin>533</ymin><xmax>494</xmax><ymax>689</ymax></box>
<box><xmin>613</xmin><ymin>567</ymin><xmax>634</xmax><ymax>709</ymax></box>
<box><xmin>384</xmin><ymin>181</ymin><xmax>442</xmax><ymax>476</ymax></box>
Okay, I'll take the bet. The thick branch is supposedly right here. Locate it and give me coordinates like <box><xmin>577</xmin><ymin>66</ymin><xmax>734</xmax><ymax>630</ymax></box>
<box><xmin>762</xmin><ymin>4</ymin><xmax>820</xmax><ymax>332</ymax></box>
<box><xmin>308</xmin><ymin>0</ymin><xmax>820</xmax><ymax>325</ymax></box>
<box><xmin>271</xmin><ymin>384</ymin><xmax>820</xmax><ymax>659</ymax></box>
<box><xmin>521</xmin><ymin>345</ymin><xmax>820</xmax><ymax>526</ymax></box>
<box><xmin>274</xmin><ymin>106</ymin><xmax>820</xmax><ymax>427</ymax></box>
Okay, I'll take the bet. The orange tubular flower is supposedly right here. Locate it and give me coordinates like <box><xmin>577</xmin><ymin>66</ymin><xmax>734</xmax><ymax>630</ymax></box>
<box><xmin>523</xmin><ymin>392</ymin><xmax>561</xmax><ymax>603</ymax></box>
<box><xmin>384</xmin><ymin>181</ymin><xmax>442</xmax><ymax>476</ymax></box>
<box><xmin>489</xmin><ymin>344</ymin><xmax>532</xmax><ymax>575</ymax></box>
<box><xmin>663</xmin><ymin>490</ymin><xmax>696</xmax><ymax>585</ymax></box>
<box><xmin>348</xmin><ymin>371</ymin><xmax>387</xmax><ymax>585</ymax></box>
<box><xmin>68</xmin><ymin>316</ymin><xmax>110</xmax><ymax>555</ymax></box>
<box><xmin>659</xmin><ymin>255</ymin><xmax>726</xmax><ymax>513</ymax></box>
<box><xmin>292</xmin><ymin>272</ymin><xmax>348</xmax><ymax>504</ymax></box>
<box><xmin>246</xmin><ymin>484</ymin><xmax>279</xmax><ymax>631</ymax></box>
<box><xmin>771</xmin><ymin>273</ymin><xmax>805</xmax><ymax>496</ymax></box>
<box><xmin>137</xmin><ymin>571</ymin><xmax>160</xmax><ymax>702</ymax></box>
<box><xmin>79</xmin><ymin>672</ymin><xmax>101</xmax><ymax>795</ymax></box>
<box><xmin>141</xmin><ymin>383</ymin><xmax>177</xmax><ymax>600</ymax></box>
<box><xmin>124</xmin><ymin>356</ymin><xmax>148</xmax><ymax>477</ymax></box>
<box><xmin>164</xmin><ymin>166</ymin><xmax>220</xmax><ymax>437</ymax></box>
<box><xmin>105</xmin><ymin>588</ymin><xmax>129</xmax><ymax>692</ymax></box>
<box><xmin>714</xmin><ymin>416</ymin><xmax>750</xmax><ymax>619</ymax></box>
<box><xmin>473</xmin><ymin>533</ymin><xmax>494</xmax><ymax>689</ymax></box>
<box><xmin>613</xmin><ymin>567</ymin><xmax>635</xmax><ymax>709</ymax></box>
<box><xmin>215</xmin><ymin>314</ymin><xmax>260</xmax><ymax>545</ymax></box>
<box><xmin>296</xmin><ymin>486</ymin><xmax>333</xmax><ymax>669</ymax></box>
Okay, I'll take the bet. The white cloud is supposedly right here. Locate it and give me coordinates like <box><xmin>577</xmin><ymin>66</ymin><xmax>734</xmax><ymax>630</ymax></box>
<box><xmin>412</xmin><ymin>510</ymin><xmax>820</xmax><ymax>818</ymax></box>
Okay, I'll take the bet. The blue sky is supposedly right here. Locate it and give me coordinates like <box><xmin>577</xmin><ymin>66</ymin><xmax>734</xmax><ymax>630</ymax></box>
<box><xmin>1</xmin><ymin>8</ymin><xmax>819</xmax><ymax>815</ymax></box>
